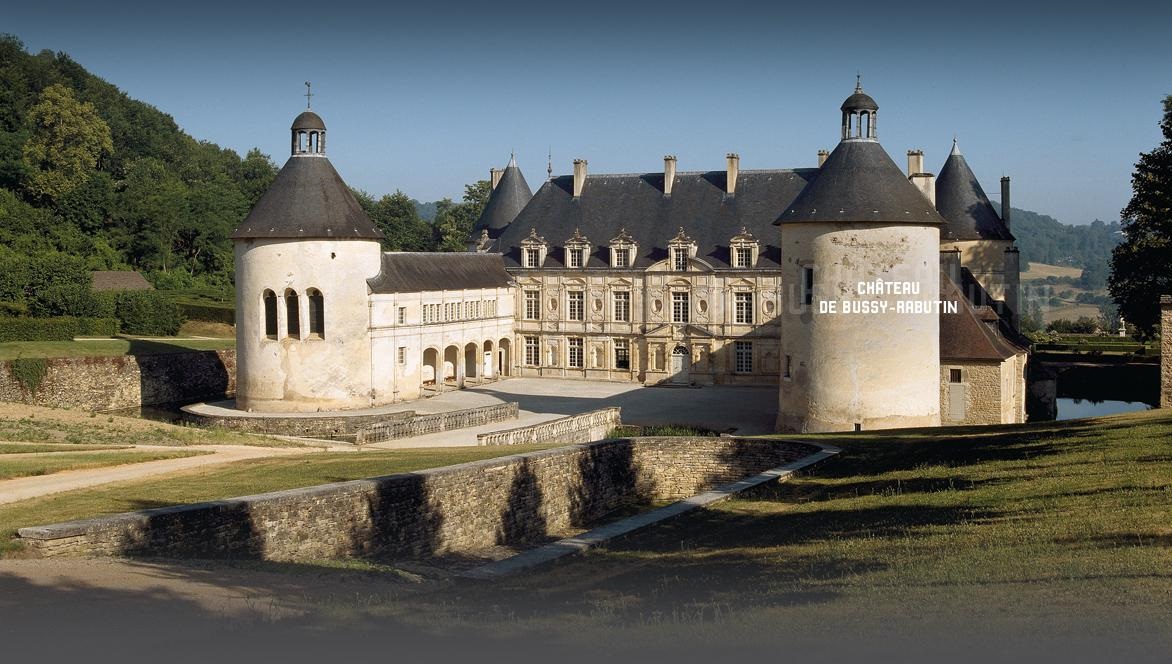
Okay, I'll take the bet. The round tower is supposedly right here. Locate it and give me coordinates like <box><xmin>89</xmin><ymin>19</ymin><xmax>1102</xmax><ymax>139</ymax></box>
<box><xmin>231</xmin><ymin>106</ymin><xmax>385</xmax><ymax>412</ymax></box>
<box><xmin>775</xmin><ymin>82</ymin><xmax>943</xmax><ymax>432</ymax></box>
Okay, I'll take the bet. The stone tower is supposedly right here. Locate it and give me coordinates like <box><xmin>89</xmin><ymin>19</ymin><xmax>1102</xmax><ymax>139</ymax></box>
<box><xmin>775</xmin><ymin>81</ymin><xmax>944</xmax><ymax>432</ymax></box>
<box><xmin>231</xmin><ymin>108</ymin><xmax>385</xmax><ymax>412</ymax></box>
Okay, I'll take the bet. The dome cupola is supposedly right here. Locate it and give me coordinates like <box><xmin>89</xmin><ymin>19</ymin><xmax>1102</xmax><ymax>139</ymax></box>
<box><xmin>290</xmin><ymin>82</ymin><xmax>326</xmax><ymax>156</ymax></box>
<box><xmin>840</xmin><ymin>75</ymin><xmax>878</xmax><ymax>142</ymax></box>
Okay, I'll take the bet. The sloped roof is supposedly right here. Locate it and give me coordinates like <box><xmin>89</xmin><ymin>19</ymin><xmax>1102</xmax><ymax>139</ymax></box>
<box><xmin>232</xmin><ymin>156</ymin><xmax>384</xmax><ymax>240</ymax></box>
<box><xmin>940</xmin><ymin>273</ymin><xmax>1027</xmax><ymax>361</ymax></box>
<box><xmin>777</xmin><ymin>140</ymin><xmax>945</xmax><ymax>226</ymax></box>
<box><xmin>367</xmin><ymin>252</ymin><xmax>512</xmax><ymax>294</ymax></box>
<box><xmin>935</xmin><ymin>143</ymin><xmax>1015</xmax><ymax>242</ymax></box>
<box><xmin>474</xmin><ymin>162</ymin><xmax>533</xmax><ymax>234</ymax></box>
<box><xmin>496</xmin><ymin>169</ymin><xmax>817</xmax><ymax>269</ymax></box>
<box><xmin>90</xmin><ymin>271</ymin><xmax>153</xmax><ymax>292</ymax></box>
<box><xmin>291</xmin><ymin>111</ymin><xmax>325</xmax><ymax>131</ymax></box>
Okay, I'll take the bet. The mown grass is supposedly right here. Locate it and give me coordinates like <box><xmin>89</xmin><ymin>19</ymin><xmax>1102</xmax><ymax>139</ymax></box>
<box><xmin>0</xmin><ymin>449</ymin><xmax>207</xmax><ymax>480</ymax></box>
<box><xmin>0</xmin><ymin>443</ymin><xmax>562</xmax><ymax>555</ymax></box>
<box><xmin>0</xmin><ymin>338</ymin><xmax>235</xmax><ymax>360</ymax></box>
<box><xmin>0</xmin><ymin>443</ymin><xmax>129</xmax><ymax>454</ymax></box>
<box><xmin>0</xmin><ymin>414</ymin><xmax>297</xmax><ymax>448</ymax></box>
<box><xmin>314</xmin><ymin>409</ymin><xmax>1172</xmax><ymax>649</ymax></box>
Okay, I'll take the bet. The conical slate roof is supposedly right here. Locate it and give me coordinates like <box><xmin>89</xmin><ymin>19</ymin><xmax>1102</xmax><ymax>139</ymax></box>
<box><xmin>776</xmin><ymin>140</ymin><xmax>944</xmax><ymax>225</ymax></box>
<box><xmin>935</xmin><ymin>142</ymin><xmax>1014</xmax><ymax>242</ymax></box>
<box><xmin>231</xmin><ymin>156</ymin><xmax>384</xmax><ymax>240</ymax></box>
<box><xmin>474</xmin><ymin>159</ymin><xmax>533</xmax><ymax>234</ymax></box>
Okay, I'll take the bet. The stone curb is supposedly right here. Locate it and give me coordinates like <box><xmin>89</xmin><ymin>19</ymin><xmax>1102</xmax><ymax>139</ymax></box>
<box><xmin>457</xmin><ymin>441</ymin><xmax>840</xmax><ymax>580</ymax></box>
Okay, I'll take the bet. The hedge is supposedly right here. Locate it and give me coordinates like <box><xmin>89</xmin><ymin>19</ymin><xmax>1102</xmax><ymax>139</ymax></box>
<box><xmin>177</xmin><ymin>302</ymin><xmax>235</xmax><ymax>325</ymax></box>
<box><xmin>0</xmin><ymin>317</ymin><xmax>120</xmax><ymax>342</ymax></box>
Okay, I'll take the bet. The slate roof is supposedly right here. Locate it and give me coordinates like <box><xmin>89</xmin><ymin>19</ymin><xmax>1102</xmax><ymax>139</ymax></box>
<box><xmin>367</xmin><ymin>252</ymin><xmax>512</xmax><ymax>294</ymax></box>
<box><xmin>90</xmin><ymin>271</ymin><xmax>153</xmax><ymax>292</ymax></box>
<box><xmin>935</xmin><ymin>143</ymin><xmax>1015</xmax><ymax>242</ymax></box>
<box><xmin>232</xmin><ymin>156</ymin><xmax>384</xmax><ymax>240</ymax></box>
<box><xmin>474</xmin><ymin>161</ymin><xmax>533</xmax><ymax>234</ymax></box>
<box><xmin>940</xmin><ymin>273</ymin><xmax>1028</xmax><ymax>361</ymax></box>
<box><xmin>496</xmin><ymin>169</ymin><xmax>818</xmax><ymax>269</ymax></box>
<box><xmin>292</xmin><ymin>111</ymin><xmax>325</xmax><ymax>131</ymax></box>
<box><xmin>777</xmin><ymin>140</ymin><xmax>945</xmax><ymax>226</ymax></box>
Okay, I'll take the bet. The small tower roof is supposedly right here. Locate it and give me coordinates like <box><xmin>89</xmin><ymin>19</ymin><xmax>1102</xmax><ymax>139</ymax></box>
<box><xmin>840</xmin><ymin>77</ymin><xmax>879</xmax><ymax>112</ymax></box>
<box><xmin>291</xmin><ymin>111</ymin><xmax>325</xmax><ymax>131</ymax></box>
<box><xmin>473</xmin><ymin>157</ymin><xmax>533</xmax><ymax>234</ymax></box>
<box><xmin>935</xmin><ymin>142</ymin><xmax>1015</xmax><ymax>242</ymax></box>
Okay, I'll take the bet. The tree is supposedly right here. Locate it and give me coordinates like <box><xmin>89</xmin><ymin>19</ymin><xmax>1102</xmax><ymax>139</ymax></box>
<box><xmin>433</xmin><ymin>179</ymin><xmax>491</xmax><ymax>251</ymax></box>
<box><xmin>21</xmin><ymin>83</ymin><xmax>113</xmax><ymax>202</ymax></box>
<box><xmin>371</xmin><ymin>190</ymin><xmax>433</xmax><ymax>251</ymax></box>
<box><xmin>1109</xmin><ymin>95</ymin><xmax>1172</xmax><ymax>333</ymax></box>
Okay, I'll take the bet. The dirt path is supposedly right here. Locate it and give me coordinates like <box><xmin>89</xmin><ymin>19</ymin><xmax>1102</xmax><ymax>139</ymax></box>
<box><xmin>0</xmin><ymin>444</ymin><xmax>326</xmax><ymax>505</ymax></box>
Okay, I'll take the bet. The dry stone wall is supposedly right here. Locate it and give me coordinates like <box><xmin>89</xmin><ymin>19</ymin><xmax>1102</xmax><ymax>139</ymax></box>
<box><xmin>0</xmin><ymin>350</ymin><xmax>235</xmax><ymax>411</ymax></box>
<box><xmin>1162</xmin><ymin>296</ymin><xmax>1171</xmax><ymax>409</ymax></box>
<box><xmin>18</xmin><ymin>437</ymin><xmax>820</xmax><ymax>560</ymax></box>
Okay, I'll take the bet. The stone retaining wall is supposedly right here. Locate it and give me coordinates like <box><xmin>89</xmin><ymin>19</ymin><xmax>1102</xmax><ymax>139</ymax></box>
<box><xmin>1161</xmin><ymin>295</ymin><xmax>1171</xmax><ymax>409</ymax></box>
<box><xmin>182</xmin><ymin>407</ymin><xmax>417</xmax><ymax>438</ymax></box>
<box><xmin>17</xmin><ymin>437</ymin><xmax>821</xmax><ymax>560</ymax></box>
<box><xmin>357</xmin><ymin>403</ymin><xmax>519</xmax><ymax>445</ymax></box>
<box><xmin>0</xmin><ymin>350</ymin><xmax>235</xmax><ymax>411</ymax></box>
<box><xmin>476</xmin><ymin>408</ymin><xmax>620</xmax><ymax>447</ymax></box>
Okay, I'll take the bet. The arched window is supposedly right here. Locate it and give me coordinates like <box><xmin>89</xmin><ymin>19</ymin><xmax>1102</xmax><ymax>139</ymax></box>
<box><xmin>307</xmin><ymin>289</ymin><xmax>324</xmax><ymax>337</ymax></box>
<box><xmin>285</xmin><ymin>289</ymin><xmax>300</xmax><ymax>338</ymax></box>
<box><xmin>263</xmin><ymin>290</ymin><xmax>277</xmax><ymax>339</ymax></box>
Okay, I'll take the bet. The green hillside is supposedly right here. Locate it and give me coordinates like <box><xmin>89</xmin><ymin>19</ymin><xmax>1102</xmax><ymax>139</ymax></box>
<box><xmin>998</xmin><ymin>205</ymin><xmax>1122</xmax><ymax>290</ymax></box>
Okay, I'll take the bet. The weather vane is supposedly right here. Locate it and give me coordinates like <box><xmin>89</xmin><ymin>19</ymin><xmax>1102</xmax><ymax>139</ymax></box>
<box><xmin>304</xmin><ymin>81</ymin><xmax>313</xmax><ymax>109</ymax></box>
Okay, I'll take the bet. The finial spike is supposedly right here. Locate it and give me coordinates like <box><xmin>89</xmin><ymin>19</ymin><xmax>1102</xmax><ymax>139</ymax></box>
<box><xmin>855</xmin><ymin>72</ymin><xmax>862</xmax><ymax>92</ymax></box>
<box><xmin>547</xmin><ymin>146</ymin><xmax>553</xmax><ymax>181</ymax></box>
<box><xmin>304</xmin><ymin>81</ymin><xmax>313</xmax><ymax>109</ymax></box>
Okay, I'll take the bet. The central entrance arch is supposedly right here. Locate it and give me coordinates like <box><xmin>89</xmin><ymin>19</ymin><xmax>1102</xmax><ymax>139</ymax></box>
<box><xmin>670</xmin><ymin>344</ymin><xmax>690</xmax><ymax>384</ymax></box>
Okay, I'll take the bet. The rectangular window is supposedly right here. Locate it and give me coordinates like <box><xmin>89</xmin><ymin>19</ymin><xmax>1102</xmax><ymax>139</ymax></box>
<box><xmin>568</xmin><ymin>291</ymin><xmax>584</xmax><ymax>321</ymax></box>
<box><xmin>308</xmin><ymin>291</ymin><xmax>324</xmax><ymax>336</ymax></box>
<box><xmin>735</xmin><ymin>246</ymin><xmax>753</xmax><ymax>268</ymax></box>
<box><xmin>285</xmin><ymin>292</ymin><xmax>300</xmax><ymax>338</ymax></box>
<box><xmin>673</xmin><ymin>248</ymin><xmax>688</xmax><ymax>271</ymax></box>
<box><xmin>613</xmin><ymin>291</ymin><xmax>630</xmax><ymax>322</ymax></box>
<box><xmin>672</xmin><ymin>291</ymin><xmax>689</xmax><ymax>323</ymax></box>
<box><xmin>614</xmin><ymin>339</ymin><xmax>630</xmax><ymax>370</ymax></box>
<box><xmin>784</xmin><ymin>354</ymin><xmax>792</xmax><ymax>379</ymax></box>
<box><xmin>397</xmin><ymin>347</ymin><xmax>406</xmax><ymax>365</ymax></box>
<box><xmin>614</xmin><ymin>248</ymin><xmax>630</xmax><ymax>268</ymax></box>
<box><xmin>950</xmin><ymin>368</ymin><xmax>963</xmax><ymax>383</ymax></box>
<box><xmin>568</xmin><ymin>248</ymin><xmax>584</xmax><ymax>268</ymax></box>
<box><xmin>263</xmin><ymin>291</ymin><xmax>277</xmax><ymax>339</ymax></box>
<box><xmin>568</xmin><ymin>337</ymin><xmax>583</xmax><ymax>368</ymax></box>
<box><xmin>524</xmin><ymin>336</ymin><xmax>540</xmax><ymax>366</ymax></box>
<box><xmin>735</xmin><ymin>292</ymin><xmax>753</xmax><ymax>324</ymax></box>
<box><xmin>735</xmin><ymin>341</ymin><xmax>753</xmax><ymax>374</ymax></box>
<box><xmin>525</xmin><ymin>248</ymin><xmax>539</xmax><ymax>268</ymax></box>
<box><xmin>397</xmin><ymin>306</ymin><xmax>406</xmax><ymax>325</ymax></box>
<box><xmin>524</xmin><ymin>290</ymin><xmax>540</xmax><ymax>320</ymax></box>
<box><xmin>802</xmin><ymin>266</ymin><xmax>815</xmax><ymax>306</ymax></box>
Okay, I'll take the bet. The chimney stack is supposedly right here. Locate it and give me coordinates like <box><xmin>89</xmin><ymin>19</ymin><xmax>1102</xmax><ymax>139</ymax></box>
<box><xmin>817</xmin><ymin>149</ymin><xmax>830</xmax><ymax>167</ymax></box>
<box><xmin>663</xmin><ymin>155</ymin><xmax>677</xmax><ymax>197</ymax></box>
<box><xmin>726</xmin><ymin>153</ymin><xmax>739</xmax><ymax>195</ymax></box>
<box><xmin>906</xmin><ymin>149</ymin><xmax>935</xmax><ymax>206</ymax></box>
<box><xmin>490</xmin><ymin>168</ymin><xmax>503</xmax><ymax>190</ymax></box>
<box><xmin>572</xmin><ymin>159</ymin><xmax>588</xmax><ymax>198</ymax></box>
<box><xmin>1000</xmin><ymin>176</ymin><xmax>1011</xmax><ymax>228</ymax></box>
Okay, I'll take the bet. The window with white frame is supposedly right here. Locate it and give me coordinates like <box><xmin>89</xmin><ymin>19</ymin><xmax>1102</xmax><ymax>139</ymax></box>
<box><xmin>397</xmin><ymin>347</ymin><xmax>406</xmax><ymax>365</ymax></box>
<box><xmin>397</xmin><ymin>306</ymin><xmax>406</xmax><ymax>325</ymax></box>
<box><xmin>734</xmin><ymin>292</ymin><xmax>753</xmax><ymax>324</ymax></box>
<box><xmin>613</xmin><ymin>290</ymin><xmax>630</xmax><ymax>322</ymax></box>
<box><xmin>672</xmin><ymin>291</ymin><xmax>689</xmax><ymax>323</ymax></box>
<box><xmin>524</xmin><ymin>248</ymin><xmax>540</xmax><ymax>268</ymax></box>
<box><xmin>614</xmin><ymin>339</ymin><xmax>630</xmax><ymax>370</ymax></box>
<box><xmin>524</xmin><ymin>290</ymin><xmax>539</xmax><ymax>319</ymax></box>
<box><xmin>568</xmin><ymin>291</ymin><xmax>584</xmax><ymax>321</ymax></box>
<box><xmin>735</xmin><ymin>247</ymin><xmax>753</xmax><ymax>268</ymax></box>
<box><xmin>673</xmin><ymin>248</ymin><xmax>688</xmax><ymax>271</ymax></box>
<box><xmin>524</xmin><ymin>336</ymin><xmax>540</xmax><ymax>366</ymax></box>
<box><xmin>614</xmin><ymin>248</ymin><xmax>630</xmax><ymax>268</ymax></box>
<box><xmin>734</xmin><ymin>341</ymin><xmax>753</xmax><ymax>373</ymax></box>
<box><xmin>568</xmin><ymin>248</ymin><xmax>584</xmax><ymax>268</ymax></box>
<box><xmin>568</xmin><ymin>337</ymin><xmax>583</xmax><ymax>368</ymax></box>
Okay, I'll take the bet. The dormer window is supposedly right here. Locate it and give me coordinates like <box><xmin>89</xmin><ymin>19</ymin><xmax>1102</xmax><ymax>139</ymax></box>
<box><xmin>667</xmin><ymin>227</ymin><xmax>696</xmax><ymax>272</ymax></box>
<box><xmin>730</xmin><ymin>227</ymin><xmax>760</xmax><ymax>269</ymax></box>
<box><xmin>609</xmin><ymin>228</ymin><xmax>637</xmax><ymax>269</ymax></box>
<box><xmin>564</xmin><ymin>228</ymin><xmax>590</xmax><ymax>269</ymax></box>
<box><xmin>521</xmin><ymin>228</ymin><xmax>548</xmax><ymax>269</ymax></box>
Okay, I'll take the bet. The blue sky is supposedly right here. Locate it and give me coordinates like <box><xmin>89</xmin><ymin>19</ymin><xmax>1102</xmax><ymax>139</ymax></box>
<box><xmin>6</xmin><ymin>1</ymin><xmax>1170</xmax><ymax>224</ymax></box>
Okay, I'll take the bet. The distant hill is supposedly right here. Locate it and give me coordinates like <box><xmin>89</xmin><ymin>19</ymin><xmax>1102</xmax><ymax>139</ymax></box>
<box><xmin>412</xmin><ymin>199</ymin><xmax>439</xmax><ymax>222</ymax></box>
<box><xmin>990</xmin><ymin>204</ymin><xmax>1121</xmax><ymax>291</ymax></box>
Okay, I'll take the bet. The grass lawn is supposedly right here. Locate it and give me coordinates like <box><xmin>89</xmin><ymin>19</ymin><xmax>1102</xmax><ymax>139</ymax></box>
<box><xmin>1021</xmin><ymin>262</ymin><xmax>1084</xmax><ymax>280</ymax></box>
<box><xmin>0</xmin><ymin>337</ymin><xmax>235</xmax><ymax>360</ymax></box>
<box><xmin>0</xmin><ymin>443</ymin><xmax>129</xmax><ymax>454</ymax></box>
<box><xmin>0</xmin><ymin>443</ymin><xmax>563</xmax><ymax>555</ymax></box>
<box><xmin>0</xmin><ymin>404</ymin><xmax>298</xmax><ymax>448</ymax></box>
<box><xmin>295</xmin><ymin>409</ymin><xmax>1172</xmax><ymax>652</ymax></box>
<box><xmin>0</xmin><ymin>449</ymin><xmax>207</xmax><ymax>480</ymax></box>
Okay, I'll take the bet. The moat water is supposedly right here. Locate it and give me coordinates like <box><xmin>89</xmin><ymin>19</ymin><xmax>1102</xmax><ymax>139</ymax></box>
<box><xmin>1055</xmin><ymin>398</ymin><xmax>1153</xmax><ymax>421</ymax></box>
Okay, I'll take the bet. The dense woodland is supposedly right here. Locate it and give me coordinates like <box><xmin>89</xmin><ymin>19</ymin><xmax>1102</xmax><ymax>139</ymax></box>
<box><xmin>0</xmin><ymin>35</ymin><xmax>1127</xmax><ymax>330</ymax></box>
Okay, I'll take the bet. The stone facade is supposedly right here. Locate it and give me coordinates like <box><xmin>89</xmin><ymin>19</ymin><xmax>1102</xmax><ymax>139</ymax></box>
<box><xmin>356</xmin><ymin>403</ymin><xmax>519</xmax><ymax>444</ymax></box>
<box><xmin>939</xmin><ymin>355</ymin><xmax>1027</xmax><ymax>425</ymax></box>
<box><xmin>1162</xmin><ymin>295</ymin><xmax>1171</xmax><ymax>408</ymax></box>
<box><xmin>18</xmin><ymin>436</ymin><xmax>820</xmax><ymax>560</ymax></box>
<box><xmin>0</xmin><ymin>350</ymin><xmax>235</xmax><ymax>411</ymax></box>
